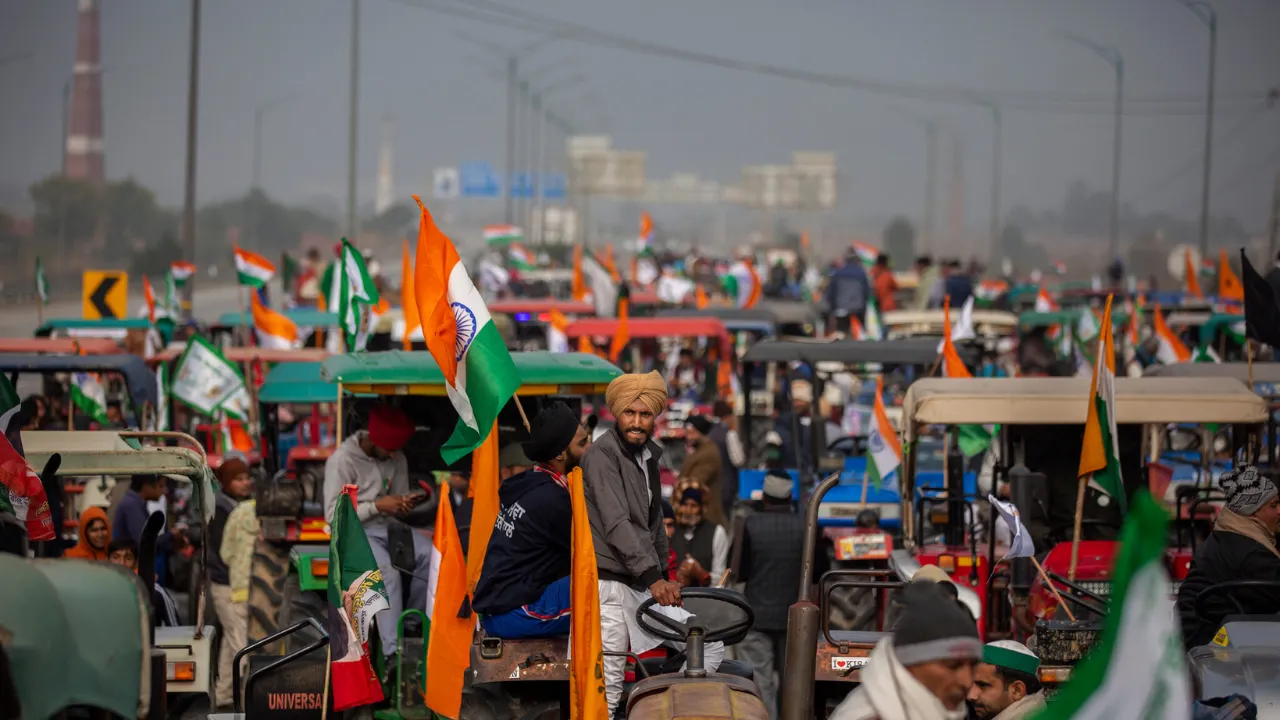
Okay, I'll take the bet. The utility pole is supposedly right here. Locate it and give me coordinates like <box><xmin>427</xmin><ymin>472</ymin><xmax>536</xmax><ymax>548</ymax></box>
<box><xmin>1109</xmin><ymin>60</ymin><xmax>1124</xmax><ymax>263</ymax></box>
<box><xmin>346</xmin><ymin>0</ymin><xmax>361</xmax><ymax>242</ymax></box>
<box><xmin>984</xmin><ymin>103</ymin><xmax>1003</xmax><ymax>266</ymax></box>
<box><xmin>923</xmin><ymin>119</ymin><xmax>938</xmax><ymax>254</ymax></box>
<box><xmin>181</xmin><ymin>0</ymin><xmax>201</xmax><ymax>311</ymax></box>
<box><xmin>1178</xmin><ymin>1</ymin><xmax>1218</xmax><ymax>261</ymax></box>
<box><xmin>505</xmin><ymin>57</ymin><xmax>518</xmax><ymax>225</ymax></box>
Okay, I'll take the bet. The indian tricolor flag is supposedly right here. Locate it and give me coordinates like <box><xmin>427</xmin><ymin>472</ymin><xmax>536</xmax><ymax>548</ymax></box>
<box><xmin>233</xmin><ymin>246</ymin><xmax>276</xmax><ymax>288</ymax></box>
<box><xmin>729</xmin><ymin>259</ymin><xmax>762</xmax><ymax>309</ymax></box>
<box><xmin>508</xmin><ymin>242</ymin><xmax>536</xmax><ymax>271</ymax></box>
<box><xmin>1035</xmin><ymin>286</ymin><xmax>1059</xmax><ymax>313</ymax></box>
<box><xmin>327</xmin><ymin>484</ymin><xmax>390</xmax><ymax>712</ymax></box>
<box><xmin>851</xmin><ymin>241</ymin><xmax>879</xmax><ymax>267</ymax></box>
<box><xmin>250</xmin><ymin>292</ymin><xmax>299</xmax><ymax>350</ymax></box>
<box><xmin>170</xmin><ymin>261</ymin><xmax>197</xmax><ymax>287</ymax></box>
<box><xmin>424</xmin><ymin>477</ymin><xmax>472</xmax><ymax>718</ymax></box>
<box><xmin>867</xmin><ymin>376</ymin><xmax>901</xmax><ymax>489</ymax></box>
<box><xmin>1152</xmin><ymin>304</ymin><xmax>1191</xmax><ymax>364</ymax></box>
<box><xmin>483</xmin><ymin>224</ymin><xmax>524</xmax><ymax>247</ymax></box>
<box><xmin>142</xmin><ymin>275</ymin><xmax>157</xmax><ymax>324</ymax></box>
<box><xmin>412</xmin><ymin>195</ymin><xmax>520</xmax><ymax>464</ymax></box>
<box><xmin>637</xmin><ymin>211</ymin><xmax>654</xmax><ymax>254</ymax></box>
<box><xmin>1079</xmin><ymin>294</ymin><xmax>1124</xmax><ymax>509</ymax></box>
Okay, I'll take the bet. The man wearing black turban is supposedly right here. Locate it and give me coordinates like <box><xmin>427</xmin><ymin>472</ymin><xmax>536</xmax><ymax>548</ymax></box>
<box><xmin>472</xmin><ymin>402</ymin><xmax>590</xmax><ymax>638</ymax></box>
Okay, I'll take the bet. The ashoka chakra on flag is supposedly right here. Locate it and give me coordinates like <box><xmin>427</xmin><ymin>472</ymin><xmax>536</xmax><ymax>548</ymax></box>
<box><xmin>452</xmin><ymin>302</ymin><xmax>477</xmax><ymax>361</ymax></box>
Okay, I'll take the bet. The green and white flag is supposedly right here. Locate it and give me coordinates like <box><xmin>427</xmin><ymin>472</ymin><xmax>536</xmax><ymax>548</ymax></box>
<box><xmin>170</xmin><ymin>335</ymin><xmax>248</xmax><ymax>418</ymax></box>
<box><xmin>71</xmin><ymin>372</ymin><xmax>110</xmax><ymax>426</ymax></box>
<box><xmin>0</xmin><ymin>374</ymin><xmax>21</xmax><ymax>435</ymax></box>
<box><xmin>329</xmin><ymin>238</ymin><xmax>381</xmax><ymax>352</ymax></box>
<box><xmin>1036</xmin><ymin>491</ymin><xmax>1190</xmax><ymax>720</ymax></box>
<box><xmin>35</xmin><ymin>257</ymin><xmax>48</xmax><ymax>306</ymax></box>
<box><xmin>164</xmin><ymin>271</ymin><xmax>180</xmax><ymax>318</ymax></box>
<box><xmin>154</xmin><ymin>363</ymin><xmax>170</xmax><ymax>432</ymax></box>
<box><xmin>1191</xmin><ymin>344</ymin><xmax>1221</xmax><ymax>364</ymax></box>
<box><xmin>327</xmin><ymin>486</ymin><xmax>391</xmax><ymax>709</ymax></box>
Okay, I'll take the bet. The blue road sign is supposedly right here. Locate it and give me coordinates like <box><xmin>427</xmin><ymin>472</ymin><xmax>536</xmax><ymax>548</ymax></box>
<box><xmin>541</xmin><ymin>173</ymin><xmax>567</xmax><ymax>200</ymax></box>
<box><xmin>459</xmin><ymin>161</ymin><xmax>501</xmax><ymax>198</ymax></box>
<box><xmin>510</xmin><ymin>172</ymin><xmax>536</xmax><ymax>199</ymax></box>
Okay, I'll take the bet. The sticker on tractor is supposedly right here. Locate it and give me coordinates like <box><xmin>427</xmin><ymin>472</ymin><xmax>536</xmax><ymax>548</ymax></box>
<box><xmin>509</xmin><ymin>667</ymin><xmax>520</xmax><ymax>679</ymax></box>
<box><xmin>831</xmin><ymin>657</ymin><xmax>868</xmax><ymax>671</ymax></box>
<box><xmin>1212</xmin><ymin>627</ymin><xmax>1229</xmax><ymax>647</ymax></box>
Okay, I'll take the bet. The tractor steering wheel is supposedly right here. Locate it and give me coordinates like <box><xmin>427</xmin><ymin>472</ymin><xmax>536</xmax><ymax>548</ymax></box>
<box><xmin>635</xmin><ymin>588</ymin><xmax>755</xmax><ymax>646</ymax></box>
<box><xmin>1193</xmin><ymin>580</ymin><xmax>1280</xmax><ymax>622</ymax></box>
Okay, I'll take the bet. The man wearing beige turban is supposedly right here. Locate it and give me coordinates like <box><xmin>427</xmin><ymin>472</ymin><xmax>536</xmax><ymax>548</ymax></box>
<box><xmin>583</xmin><ymin>371</ymin><xmax>724</xmax><ymax>715</ymax></box>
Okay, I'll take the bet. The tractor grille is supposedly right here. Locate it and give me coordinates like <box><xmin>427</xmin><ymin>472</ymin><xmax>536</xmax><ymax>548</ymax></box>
<box><xmin>1071</xmin><ymin>580</ymin><xmax>1181</xmax><ymax>598</ymax></box>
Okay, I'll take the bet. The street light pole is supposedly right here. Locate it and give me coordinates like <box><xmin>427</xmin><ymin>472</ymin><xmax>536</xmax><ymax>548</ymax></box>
<box><xmin>1062</xmin><ymin>33</ymin><xmax>1124</xmax><ymax>262</ymax></box>
<box><xmin>346</xmin><ymin>0</ymin><xmax>361</xmax><ymax>242</ymax></box>
<box><xmin>181</xmin><ymin>0</ymin><xmax>201</xmax><ymax>309</ymax></box>
<box><xmin>923</xmin><ymin>119</ymin><xmax>938</xmax><ymax>254</ymax></box>
<box><xmin>980</xmin><ymin>102</ymin><xmax>1003</xmax><ymax>266</ymax></box>
<box><xmin>1179</xmin><ymin>1</ymin><xmax>1218</xmax><ymax>261</ymax></box>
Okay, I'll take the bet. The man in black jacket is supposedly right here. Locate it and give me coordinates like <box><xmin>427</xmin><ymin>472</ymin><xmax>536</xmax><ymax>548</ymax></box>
<box><xmin>1177</xmin><ymin>466</ymin><xmax>1280</xmax><ymax>648</ymax></box>
<box><xmin>472</xmin><ymin>402</ymin><xmax>589</xmax><ymax>638</ymax></box>
<box><xmin>735</xmin><ymin>471</ymin><xmax>827</xmax><ymax>718</ymax></box>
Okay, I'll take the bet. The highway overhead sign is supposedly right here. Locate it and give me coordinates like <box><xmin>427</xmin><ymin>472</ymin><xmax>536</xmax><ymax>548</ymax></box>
<box><xmin>459</xmin><ymin>161</ymin><xmax>501</xmax><ymax>198</ymax></box>
<box><xmin>82</xmin><ymin>270</ymin><xmax>127</xmax><ymax>320</ymax></box>
<box><xmin>434</xmin><ymin>167</ymin><xmax>460</xmax><ymax>199</ymax></box>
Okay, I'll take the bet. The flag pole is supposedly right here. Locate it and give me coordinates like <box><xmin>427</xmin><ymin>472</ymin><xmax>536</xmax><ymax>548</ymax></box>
<box><xmin>1028</xmin><ymin>556</ymin><xmax>1077</xmax><ymax>622</ymax></box>
<box><xmin>319</xmin><ymin>645</ymin><xmax>331</xmax><ymax>720</ymax></box>
<box><xmin>1068</xmin><ymin>473</ymin><xmax>1089</xmax><ymax>580</ymax></box>
<box><xmin>512</xmin><ymin>395</ymin><xmax>532</xmax><ymax>432</ymax></box>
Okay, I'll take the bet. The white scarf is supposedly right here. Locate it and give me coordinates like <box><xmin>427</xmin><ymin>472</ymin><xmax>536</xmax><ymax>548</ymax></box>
<box><xmin>831</xmin><ymin>638</ymin><xmax>969</xmax><ymax>720</ymax></box>
<box><xmin>993</xmin><ymin>691</ymin><xmax>1046</xmax><ymax>720</ymax></box>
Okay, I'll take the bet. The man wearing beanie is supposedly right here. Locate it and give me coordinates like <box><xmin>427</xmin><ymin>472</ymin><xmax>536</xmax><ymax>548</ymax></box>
<box><xmin>1177</xmin><ymin>465</ymin><xmax>1280</xmax><ymax>647</ymax></box>
<box><xmin>584</xmin><ymin>372</ymin><xmax>723</xmax><ymax>716</ymax></box>
<box><xmin>473</xmin><ymin>402</ymin><xmax>590</xmax><ymax>638</ymax></box>
<box><xmin>831</xmin><ymin>582</ymin><xmax>982</xmax><ymax>720</ymax></box>
<box><xmin>322</xmin><ymin>404</ymin><xmax>428</xmax><ymax>656</ymax></box>
<box><xmin>678</xmin><ymin>414</ymin><xmax>725</xmax><ymax>525</ymax></box>
<box><xmin>969</xmin><ymin>641</ymin><xmax>1045</xmax><ymax>719</ymax></box>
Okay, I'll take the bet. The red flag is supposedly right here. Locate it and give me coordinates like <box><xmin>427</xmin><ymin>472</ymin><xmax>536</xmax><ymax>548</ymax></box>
<box><xmin>0</xmin><ymin>433</ymin><xmax>54</xmax><ymax>541</ymax></box>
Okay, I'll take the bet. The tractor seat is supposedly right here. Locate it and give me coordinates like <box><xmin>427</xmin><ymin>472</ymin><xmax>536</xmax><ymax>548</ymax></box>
<box><xmin>639</xmin><ymin>656</ymin><xmax>754</xmax><ymax>681</ymax></box>
<box><xmin>826</xmin><ymin>631</ymin><xmax>887</xmax><ymax>646</ymax></box>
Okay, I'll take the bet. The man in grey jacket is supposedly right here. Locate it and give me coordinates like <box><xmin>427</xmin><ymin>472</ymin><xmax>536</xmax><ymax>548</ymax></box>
<box><xmin>584</xmin><ymin>371</ymin><xmax>723</xmax><ymax>716</ymax></box>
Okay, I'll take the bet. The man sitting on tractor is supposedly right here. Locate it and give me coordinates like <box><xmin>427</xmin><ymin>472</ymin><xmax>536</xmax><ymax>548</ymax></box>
<box><xmin>472</xmin><ymin>402</ymin><xmax>590</xmax><ymax>638</ymax></box>
<box><xmin>968</xmin><ymin>641</ymin><xmax>1045</xmax><ymax>720</ymax></box>
<box><xmin>322</xmin><ymin>405</ymin><xmax>429</xmax><ymax>657</ymax></box>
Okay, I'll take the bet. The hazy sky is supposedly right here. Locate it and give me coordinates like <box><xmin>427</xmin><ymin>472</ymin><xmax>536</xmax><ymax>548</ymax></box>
<box><xmin>2</xmin><ymin>0</ymin><xmax>1278</xmax><ymax>230</ymax></box>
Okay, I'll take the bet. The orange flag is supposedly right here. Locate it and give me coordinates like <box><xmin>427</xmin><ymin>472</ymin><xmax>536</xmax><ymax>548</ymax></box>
<box><xmin>571</xmin><ymin>244</ymin><xmax>587</xmax><ymax>302</ymax></box>
<box><xmin>1184</xmin><ymin>249</ymin><xmax>1204</xmax><ymax>299</ymax></box>
<box><xmin>401</xmin><ymin>239</ymin><xmax>421</xmax><ymax>350</ymax></box>
<box><xmin>695</xmin><ymin>284</ymin><xmax>709</xmax><ymax>310</ymax></box>
<box><xmin>743</xmin><ymin>260</ymin><xmax>762</xmax><ymax>309</ymax></box>
<box><xmin>578</xmin><ymin>335</ymin><xmax>595</xmax><ymax>355</ymax></box>
<box><xmin>424</xmin><ymin>478</ymin><xmax>471</xmax><ymax>719</ymax></box>
<box><xmin>941</xmin><ymin>297</ymin><xmax>971</xmax><ymax>378</ymax></box>
<box><xmin>1219</xmin><ymin>248</ymin><xmax>1244</xmax><ymax>301</ymax></box>
<box><xmin>465</xmin><ymin>423</ymin><xmax>499</xmax><ymax>596</ymax></box>
<box><xmin>602</xmin><ymin>246</ymin><xmax>620</xmax><ymax>284</ymax></box>
<box><xmin>142</xmin><ymin>276</ymin><xmax>156</xmax><ymax>324</ymax></box>
<box><xmin>609</xmin><ymin>296</ymin><xmax>630</xmax><ymax>363</ymax></box>
<box><xmin>567</xmin><ymin>467</ymin><xmax>608</xmax><ymax>720</ymax></box>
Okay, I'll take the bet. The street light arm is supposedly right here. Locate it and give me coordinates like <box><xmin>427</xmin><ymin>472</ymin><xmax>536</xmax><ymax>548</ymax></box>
<box><xmin>1057</xmin><ymin>31</ymin><xmax>1123</xmax><ymax>69</ymax></box>
<box><xmin>532</xmin><ymin>72</ymin><xmax>588</xmax><ymax>100</ymax></box>
<box><xmin>1177</xmin><ymin>0</ymin><xmax>1217</xmax><ymax>28</ymax></box>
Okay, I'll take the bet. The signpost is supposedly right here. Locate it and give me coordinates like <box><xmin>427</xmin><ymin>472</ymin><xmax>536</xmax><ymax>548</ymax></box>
<box><xmin>433</xmin><ymin>166</ymin><xmax>460</xmax><ymax>200</ymax></box>
<box><xmin>82</xmin><ymin>270</ymin><xmax>127</xmax><ymax>320</ymax></box>
<box><xmin>459</xmin><ymin>161</ymin><xmax>501</xmax><ymax>198</ymax></box>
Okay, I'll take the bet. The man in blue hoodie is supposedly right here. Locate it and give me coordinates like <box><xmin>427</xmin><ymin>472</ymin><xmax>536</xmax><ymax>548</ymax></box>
<box><xmin>824</xmin><ymin>251</ymin><xmax>870</xmax><ymax>335</ymax></box>
<box><xmin>473</xmin><ymin>402</ymin><xmax>591</xmax><ymax>638</ymax></box>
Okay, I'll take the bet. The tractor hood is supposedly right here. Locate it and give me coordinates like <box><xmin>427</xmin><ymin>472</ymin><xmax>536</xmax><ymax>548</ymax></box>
<box><xmin>1189</xmin><ymin>620</ymin><xmax>1280</xmax><ymax>714</ymax></box>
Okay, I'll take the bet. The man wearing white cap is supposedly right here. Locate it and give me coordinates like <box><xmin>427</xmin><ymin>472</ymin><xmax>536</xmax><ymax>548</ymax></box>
<box><xmin>968</xmin><ymin>641</ymin><xmax>1045</xmax><ymax>719</ymax></box>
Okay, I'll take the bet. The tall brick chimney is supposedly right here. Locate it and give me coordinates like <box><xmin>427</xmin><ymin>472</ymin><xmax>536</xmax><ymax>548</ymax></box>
<box><xmin>66</xmin><ymin>0</ymin><xmax>104</xmax><ymax>183</ymax></box>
